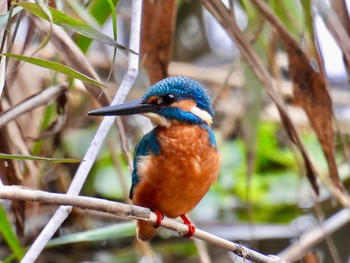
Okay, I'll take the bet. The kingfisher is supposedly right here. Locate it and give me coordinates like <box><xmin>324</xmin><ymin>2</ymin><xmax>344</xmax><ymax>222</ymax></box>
<box><xmin>88</xmin><ymin>76</ymin><xmax>221</xmax><ymax>240</ymax></box>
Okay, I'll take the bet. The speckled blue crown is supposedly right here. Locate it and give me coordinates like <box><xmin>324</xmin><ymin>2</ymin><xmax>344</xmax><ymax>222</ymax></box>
<box><xmin>143</xmin><ymin>76</ymin><xmax>215</xmax><ymax>117</ymax></box>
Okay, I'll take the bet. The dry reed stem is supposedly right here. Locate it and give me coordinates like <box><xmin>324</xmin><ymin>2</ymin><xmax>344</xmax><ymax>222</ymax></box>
<box><xmin>21</xmin><ymin>1</ymin><xmax>142</xmax><ymax>262</ymax></box>
<box><xmin>0</xmin><ymin>185</ymin><xmax>285</xmax><ymax>263</ymax></box>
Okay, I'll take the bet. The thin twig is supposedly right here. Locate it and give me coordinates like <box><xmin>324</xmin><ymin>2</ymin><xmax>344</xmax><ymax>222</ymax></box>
<box><xmin>0</xmin><ymin>185</ymin><xmax>284</xmax><ymax>263</ymax></box>
<box><xmin>313</xmin><ymin>202</ymin><xmax>342</xmax><ymax>263</ymax></box>
<box><xmin>315</xmin><ymin>0</ymin><xmax>350</xmax><ymax>70</ymax></box>
<box><xmin>0</xmin><ymin>0</ymin><xmax>8</xmax><ymax>97</ymax></box>
<box><xmin>278</xmin><ymin>208</ymin><xmax>350</xmax><ymax>262</ymax></box>
<box><xmin>194</xmin><ymin>239</ymin><xmax>211</xmax><ymax>263</ymax></box>
<box><xmin>212</xmin><ymin>59</ymin><xmax>241</xmax><ymax>107</ymax></box>
<box><xmin>20</xmin><ymin>1</ymin><xmax>142</xmax><ymax>262</ymax></box>
<box><xmin>0</xmin><ymin>85</ymin><xmax>67</xmax><ymax>129</ymax></box>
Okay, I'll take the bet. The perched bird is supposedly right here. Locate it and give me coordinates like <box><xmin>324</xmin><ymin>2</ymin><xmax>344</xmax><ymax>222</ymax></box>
<box><xmin>88</xmin><ymin>76</ymin><xmax>221</xmax><ymax>240</ymax></box>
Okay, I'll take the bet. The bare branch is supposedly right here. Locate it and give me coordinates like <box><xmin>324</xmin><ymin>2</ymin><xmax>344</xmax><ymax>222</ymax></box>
<box><xmin>0</xmin><ymin>85</ymin><xmax>67</xmax><ymax>129</ymax></box>
<box><xmin>0</xmin><ymin>185</ymin><xmax>285</xmax><ymax>263</ymax></box>
<box><xmin>279</xmin><ymin>208</ymin><xmax>350</xmax><ymax>262</ymax></box>
<box><xmin>315</xmin><ymin>0</ymin><xmax>350</xmax><ymax>73</ymax></box>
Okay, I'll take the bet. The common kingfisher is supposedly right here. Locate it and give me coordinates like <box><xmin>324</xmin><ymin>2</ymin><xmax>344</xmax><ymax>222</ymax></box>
<box><xmin>88</xmin><ymin>76</ymin><xmax>221</xmax><ymax>240</ymax></box>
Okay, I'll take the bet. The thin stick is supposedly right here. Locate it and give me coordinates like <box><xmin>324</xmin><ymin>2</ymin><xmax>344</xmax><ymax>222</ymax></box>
<box><xmin>0</xmin><ymin>185</ymin><xmax>284</xmax><ymax>263</ymax></box>
<box><xmin>314</xmin><ymin>0</ymin><xmax>350</xmax><ymax>70</ymax></box>
<box><xmin>278</xmin><ymin>208</ymin><xmax>350</xmax><ymax>262</ymax></box>
<box><xmin>0</xmin><ymin>0</ymin><xmax>8</xmax><ymax>98</ymax></box>
<box><xmin>0</xmin><ymin>85</ymin><xmax>67</xmax><ymax>129</ymax></box>
<box><xmin>20</xmin><ymin>1</ymin><xmax>142</xmax><ymax>262</ymax></box>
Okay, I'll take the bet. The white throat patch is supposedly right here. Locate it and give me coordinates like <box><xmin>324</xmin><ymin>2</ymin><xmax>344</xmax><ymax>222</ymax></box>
<box><xmin>143</xmin><ymin>112</ymin><xmax>171</xmax><ymax>128</ymax></box>
<box><xmin>143</xmin><ymin>106</ymin><xmax>212</xmax><ymax>127</ymax></box>
<box><xmin>190</xmin><ymin>106</ymin><xmax>213</xmax><ymax>126</ymax></box>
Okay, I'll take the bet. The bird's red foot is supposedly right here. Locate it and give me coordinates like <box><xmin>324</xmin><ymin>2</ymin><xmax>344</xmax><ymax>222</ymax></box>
<box><xmin>179</xmin><ymin>214</ymin><xmax>195</xmax><ymax>238</ymax></box>
<box><xmin>153</xmin><ymin>210</ymin><xmax>164</xmax><ymax>228</ymax></box>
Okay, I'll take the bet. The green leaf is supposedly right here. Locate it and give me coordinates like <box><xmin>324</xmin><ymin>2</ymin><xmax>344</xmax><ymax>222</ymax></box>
<box><xmin>47</xmin><ymin>222</ymin><xmax>135</xmax><ymax>247</ymax></box>
<box><xmin>74</xmin><ymin>0</ymin><xmax>119</xmax><ymax>52</ymax></box>
<box><xmin>29</xmin><ymin>0</ymin><xmax>53</xmax><ymax>57</ymax></box>
<box><xmin>256</xmin><ymin>123</ymin><xmax>296</xmax><ymax>168</ymax></box>
<box><xmin>0</xmin><ymin>153</ymin><xmax>80</xmax><ymax>163</ymax></box>
<box><xmin>17</xmin><ymin>2</ymin><xmax>135</xmax><ymax>54</ymax></box>
<box><xmin>105</xmin><ymin>0</ymin><xmax>118</xmax><ymax>83</ymax></box>
<box><xmin>3</xmin><ymin>53</ymin><xmax>106</xmax><ymax>88</ymax></box>
<box><xmin>269</xmin><ymin>0</ymin><xmax>303</xmax><ymax>39</ymax></box>
<box><xmin>32</xmin><ymin>104</ymin><xmax>56</xmax><ymax>156</ymax></box>
<box><xmin>89</xmin><ymin>0</ymin><xmax>119</xmax><ymax>25</ymax></box>
<box><xmin>0</xmin><ymin>204</ymin><xmax>25</xmax><ymax>260</ymax></box>
<box><xmin>65</xmin><ymin>0</ymin><xmax>100</xmax><ymax>29</ymax></box>
<box><xmin>300</xmin><ymin>0</ymin><xmax>315</xmax><ymax>46</ymax></box>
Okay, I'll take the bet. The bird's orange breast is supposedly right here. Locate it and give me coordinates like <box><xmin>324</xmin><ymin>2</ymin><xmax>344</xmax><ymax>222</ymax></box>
<box><xmin>132</xmin><ymin>123</ymin><xmax>221</xmax><ymax>218</ymax></box>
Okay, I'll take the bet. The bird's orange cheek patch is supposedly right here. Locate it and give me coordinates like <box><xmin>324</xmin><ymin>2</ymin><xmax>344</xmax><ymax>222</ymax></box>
<box><xmin>172</xmin><ymin>100</ymin><xmax>196</xmax><ymax>111</ymax></box>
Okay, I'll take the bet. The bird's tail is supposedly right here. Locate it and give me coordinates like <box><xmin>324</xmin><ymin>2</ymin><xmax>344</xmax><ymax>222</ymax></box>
<box><xmin>136</xmin><ymin>220</ymin><xmax>159</xmax><ymax>241</ymax></box>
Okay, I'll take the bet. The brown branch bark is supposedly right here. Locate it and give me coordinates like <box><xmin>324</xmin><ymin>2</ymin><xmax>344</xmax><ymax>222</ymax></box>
<box><xmin>330</xmin><ymin>0</ymin><xmax>350</xmax><ymax>35</ymax></box>
<box><xmin>141</xmin><ymin>0</ymin><xmax>177</xmax><ymax>84</ymax></box>
<box><xmin>0</xmin><ymin>185</ymin><xmax>284</xmax><ymax>263</ymax></box>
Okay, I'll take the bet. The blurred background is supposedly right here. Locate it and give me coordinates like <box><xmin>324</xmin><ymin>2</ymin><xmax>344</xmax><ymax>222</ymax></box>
<box><xmin>1</xmin><ymin>0</ymin><xmax>350</xmax><ymax>262</ymax></box>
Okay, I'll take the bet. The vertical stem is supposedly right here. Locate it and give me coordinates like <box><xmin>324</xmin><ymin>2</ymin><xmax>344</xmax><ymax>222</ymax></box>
<box><xmin>20</xmin><ymin>1</ymin><xmax>142</xmax><ymax>262</ymax></box>
<box><xmin>0</xmin><ymin>0</ymin><xmax>8</xmax><ymax>97</ymax></box>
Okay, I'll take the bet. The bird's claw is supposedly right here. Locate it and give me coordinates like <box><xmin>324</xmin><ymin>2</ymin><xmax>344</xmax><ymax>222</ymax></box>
<box><xmin>179</xmin><ymin>214</ymin><xmax>195</xmax><ymax>238</ymax></box>
<box><xmin>153</xmin><ymin>210</ymin><xmax>164</xmax><ymax>228</ymax></box>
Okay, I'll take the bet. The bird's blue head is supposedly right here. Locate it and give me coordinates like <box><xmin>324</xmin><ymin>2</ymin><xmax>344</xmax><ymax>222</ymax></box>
<box><xmin>88</xmin><ymin>76</ymin><xmax>215</xmax><ymax>127</ymax></box>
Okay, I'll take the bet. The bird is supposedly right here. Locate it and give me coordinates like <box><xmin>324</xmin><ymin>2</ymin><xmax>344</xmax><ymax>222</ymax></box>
<box><xmin>88</xmin><ymin>76</ymin><xmax>221</xmax><ymax>241</ymax></box>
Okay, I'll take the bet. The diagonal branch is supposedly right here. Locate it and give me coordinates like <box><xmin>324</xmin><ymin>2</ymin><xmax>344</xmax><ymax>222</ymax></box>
<box><xmin>20</xmin><ymin>1</ymin><xmax>142</xmax><ymax>262</ymax></box>
<box><xmin>201</xmin><ymin>0</ymin><xmax>320</xmax><ymax>195</ymax></box>
<box><xmin>315</xmin><ymin>0</ymin><xmax>350</xmax><ymax>72</ymax></box>
<box><xmin>278</xmin><ymin>208</ymin><xmax>350</xmax><ymax>262</ymax></box>
<box><xmin>0</xmin><ymin>85</ymin><xmax>67</xmax><ymax>129</ymax></box>
<box><xmin>0</xmin><ymin>185</ymin><xmax>285</xmax><ymax>263</ymax></box>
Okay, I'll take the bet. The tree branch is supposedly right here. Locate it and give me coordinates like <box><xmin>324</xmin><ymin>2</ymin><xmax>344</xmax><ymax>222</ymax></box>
<box><xmin>0</xmin><ymin>185</ymin><xmax>284</xmax><ymax>263</ymax></box>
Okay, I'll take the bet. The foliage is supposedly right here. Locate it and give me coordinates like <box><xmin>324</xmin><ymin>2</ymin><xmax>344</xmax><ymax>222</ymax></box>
<box><xmin>0</xmin><ymin>204</ymin><xmax>24</xmax><ymax>261</ymax></box>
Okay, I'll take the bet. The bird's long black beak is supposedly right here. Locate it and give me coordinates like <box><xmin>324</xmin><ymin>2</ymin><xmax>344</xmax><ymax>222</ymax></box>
<box><xmin>88</xmin><ymin>99</ymin><xmax>158</xmax><ymax>116</ymax></box>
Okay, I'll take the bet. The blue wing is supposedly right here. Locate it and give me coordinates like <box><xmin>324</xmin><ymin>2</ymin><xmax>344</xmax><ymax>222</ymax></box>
<box><xmin>129</xmin><ymin>129</ymin><xmax>160</xmax><ymax>199</ymax></box>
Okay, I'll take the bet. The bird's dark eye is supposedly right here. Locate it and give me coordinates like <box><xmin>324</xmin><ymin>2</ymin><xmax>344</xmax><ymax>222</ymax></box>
<box><xmin>156</xmin><ymin>94</ymin><xmax>176</xmax><ymax>106</ymax></box>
